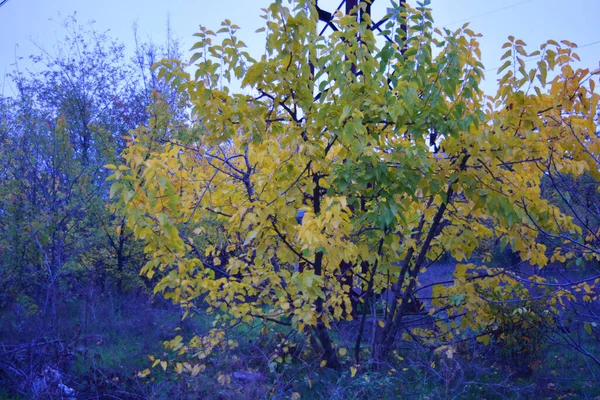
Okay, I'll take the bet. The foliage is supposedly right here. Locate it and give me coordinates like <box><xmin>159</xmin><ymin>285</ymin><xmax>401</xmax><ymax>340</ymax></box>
<box><xmin>0</xmin><ymin>0</ymin><xmax>598</xmax><ymax>397</ymax></box>
<box><xmin>0</xmin><ymin>16</ymin><xmax>186</xmax><ymax>397</ymax></box>
<box><xmin>111</xmin><ymin>0</ymin><xmax>599</xmax><ymax>374</ymax></box>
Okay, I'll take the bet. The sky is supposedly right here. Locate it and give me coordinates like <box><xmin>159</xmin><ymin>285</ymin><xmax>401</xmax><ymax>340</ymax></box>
<box><xmin>1</xmin><ymin>0</ymin><xmax>599</xmax><ymax>96</ymax></box>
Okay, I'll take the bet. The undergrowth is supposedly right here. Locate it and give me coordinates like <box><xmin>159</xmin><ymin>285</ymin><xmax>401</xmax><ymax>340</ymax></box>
<box><xmin>1</xmin><ymin>294</ymin><xmax>598</xmax><ymax>399</ymax></box>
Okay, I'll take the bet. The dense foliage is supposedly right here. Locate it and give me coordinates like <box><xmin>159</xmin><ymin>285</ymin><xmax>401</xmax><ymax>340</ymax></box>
<box><xmin>1</xmin><ymin>1</ymin><xmax>599</xmax><ymax>398</ymax></box>
<box><xmin>112</xmin><ymin>0</ymin><xmax>599</xmax><ymax>375</ymax></box>
<box><xmin>0</xmin><ymin>18</ymin><xmax>188</xmax><ymax>398</ymax></box>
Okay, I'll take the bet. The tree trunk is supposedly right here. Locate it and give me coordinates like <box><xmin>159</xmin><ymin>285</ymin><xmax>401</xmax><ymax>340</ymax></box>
<box><xmin>311</xmin><ymin>173</ymin><xmax>340</xmax><ymax>369</ymax></box>
<box><xmin>373</xmin><ymin>156</ymin><xmax>467</xmax><ymax>361</ymax></box>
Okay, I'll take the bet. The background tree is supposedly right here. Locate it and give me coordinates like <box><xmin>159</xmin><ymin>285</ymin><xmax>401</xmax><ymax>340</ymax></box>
<box><xmin>0</xmin><ymin>17</ymin><xmax>187</xmax><ymax>397</ymax></box>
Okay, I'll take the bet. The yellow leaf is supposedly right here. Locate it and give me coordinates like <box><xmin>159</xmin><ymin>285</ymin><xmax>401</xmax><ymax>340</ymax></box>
<box><xmin>160</xmin><ymin>360</ymin><xmax>167</xmax><ymax>371</ymax></box>
<box><xmin>320</xmin><ymin>360</ymin><xmax>327</xmax><ymax>367</ymax></box>
<box><xmin>378</xmin><ymin>320</ymin><xmax>385</xmax><ymax>328</ymax></box>
<box><xmin>339</xmin><ymin>348</ymin><xmax>347</xmax><ymax>356</ymax></box>
<box><xmin>137</xmin><ymin>368</ymin><xmax>151</xmax><ymax>378</ymax></box>
<box><xmin>191</xmin><ymin>364</ymin><xmax>204</xmax><ymax>377</ymax></box>
<box><xmin>350</xmin><ymin>366</ymin><xmax>357</xmax><ymax>377</ymax></box>
<box><xmin>479</xmin><ymin>334</ymin><xmax>490</xmax><ymax>345</ymax></box>
<box><xmin>217</xmin><ymin>373</ymin><xmax>231</xmax><ymax>385</ymax></box>
<box><xmin>454</xmin><ymin>264</ymin><xmax>467</xmax><ymax>279</ymax></box>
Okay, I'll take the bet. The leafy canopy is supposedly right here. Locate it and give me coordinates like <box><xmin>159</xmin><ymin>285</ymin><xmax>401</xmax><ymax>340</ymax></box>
<box><xmin>110</xmin><ymin>0</ymin><xmax>599</xmax><ymax>368</ymax></box>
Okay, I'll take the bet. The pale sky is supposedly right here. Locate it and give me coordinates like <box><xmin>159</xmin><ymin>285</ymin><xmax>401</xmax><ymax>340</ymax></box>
<box><xmin>1</xmin><ymin>0</ymin><xmax>599</xmax><ymax>95</ymax></box>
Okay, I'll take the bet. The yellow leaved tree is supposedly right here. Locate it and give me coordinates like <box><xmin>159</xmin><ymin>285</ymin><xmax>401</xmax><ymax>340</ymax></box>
<box><xmin>109</xmin><ymin>0</ymin><xmax>599</xmax><ymax>370</ymax></box>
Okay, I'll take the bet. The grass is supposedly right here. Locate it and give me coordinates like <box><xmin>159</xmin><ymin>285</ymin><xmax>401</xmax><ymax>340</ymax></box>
<box><xmin>1</xmin><ymin>290</ymin><xmax>599</xmax><ymax>399</ymax></box>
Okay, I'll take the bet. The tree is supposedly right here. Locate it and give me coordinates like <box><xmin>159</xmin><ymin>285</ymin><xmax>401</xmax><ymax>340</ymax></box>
<box><xmin>0</xmin><ymin>16</ymin><xmax>170</xmax><ymax>330</ymax></box>
<box><xmin>111</xmin><ymin>0</ymin><xmax>599</xmax><ymax>370</ymax></box>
